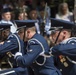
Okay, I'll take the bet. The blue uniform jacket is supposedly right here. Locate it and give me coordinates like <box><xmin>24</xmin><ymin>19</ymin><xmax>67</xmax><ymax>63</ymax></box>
<box><xmin>52</xmin><ymin>37</ymin><xmax>76</xmax><ymax>56</ymax></box>
<box><xmin>51</xmin><ymin>37</ymin><xmax>76</xmax><ymax>75</ymax></box>
<box><xmin>16</xmin><ymin>33</ymin><xmax>62</xmax><ymax>75</ymax></box>
<box><xmin>0</xmin><ymin>33</ymin><xmax>24</xmax><ymax>54</ymax></box>
<box><xmin>0</xmin><ymin>33</ymin><xmax>28</xmax><ymax>75</ymax></box>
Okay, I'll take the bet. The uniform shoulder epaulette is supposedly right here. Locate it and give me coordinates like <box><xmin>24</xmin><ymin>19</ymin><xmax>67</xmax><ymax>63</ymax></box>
<box><xmin>28</xmin><ymin>40</ymin><xmax>39</xmax><ymax>45</ymax></box>
<box><xmin>7</xmin><ymin>34</ymin><xmax>14</xmax><ymax>39</ymax></box>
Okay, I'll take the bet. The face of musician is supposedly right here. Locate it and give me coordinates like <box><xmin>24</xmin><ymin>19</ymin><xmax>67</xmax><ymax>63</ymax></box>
<box><xmin>18</xmin><ymin>27</ymin><xmax>36</xmax><ymax>42</ymax></box>
<box><xmin>49</xmin><ymin>29</ymin><xmax>71</xmax><ymax>44</ymax></box>
<box><xmin>2</xmin><ymin>29</ymin><xmax>10</xmax><ymax>41</ymax></box>
<box><xmin>2</xmin><ymin>12</ymin><xmax>11</xmax><ymax>21</ymax></box>
<box><xmin>25</xmin><ymin>27</ymin><xmax>36</xmax><ymax>40</ymax></box>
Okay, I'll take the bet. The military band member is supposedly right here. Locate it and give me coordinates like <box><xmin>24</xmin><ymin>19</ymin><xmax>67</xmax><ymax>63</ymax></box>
<box><xmin>0</xmin><ymin>8</ymin><xmax>17</xmax><ymax>33</ymax></box>
<box><xmin>0</xmin><ymin>23</ymin><xmax>28</xmax><ymax>75</ymax></box>
<box><xmin>49</xmin><ymin>18</ymin><xmax>76</xmax><ymax>75</ymax></box>
<box><xmin>14</xmin><ymin>20</ymin><xmax>62</xmax><ymax>75</ymax></box>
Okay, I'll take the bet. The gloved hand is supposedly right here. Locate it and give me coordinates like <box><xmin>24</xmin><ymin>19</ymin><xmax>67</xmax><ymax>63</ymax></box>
<box><xmin>14</xmin><ymin>52</ymin><xmax>22</xmax><ymax>59</ymax></box>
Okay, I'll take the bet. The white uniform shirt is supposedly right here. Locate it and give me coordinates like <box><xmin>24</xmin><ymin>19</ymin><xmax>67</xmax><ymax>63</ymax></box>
<box><xmin>0</xmin><ymin>20</ymin><xmax>17</xmax><ymax>33</ymax></box>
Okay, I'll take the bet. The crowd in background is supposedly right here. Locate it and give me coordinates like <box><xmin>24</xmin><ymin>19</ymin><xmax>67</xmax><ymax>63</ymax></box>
<box><xmin>0</xmin><ymin>0</ymin><xmax>74</xmax><ymax>35</ymax></box>
<box><xmin>0</xmin><ymin>0</ymin><xmax>74</xmax><ymax>19</ymax></box>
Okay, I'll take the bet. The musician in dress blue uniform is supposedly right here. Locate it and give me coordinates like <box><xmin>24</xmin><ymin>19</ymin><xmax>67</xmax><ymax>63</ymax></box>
<box><xmin>49</xmin><ymin>18</ymin><xmax>76</xmax><ymax>75</ymax></box>
<box><xmin>0</xmin><ymin>8</ymin><xmax>17</xmax><ymax>33</ymax></box>
<box><xmin>0</xmin><ymin>23</ymin><xmax>28</xmax><ymax>75</ymax></box>
<box><xmin>14</xmin><ymin>20</ymin><xmax>62</xmax><ymax>75</ymax></box>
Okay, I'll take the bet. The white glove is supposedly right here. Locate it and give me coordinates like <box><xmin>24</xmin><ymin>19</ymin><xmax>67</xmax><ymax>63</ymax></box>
<box><xmin>14</xmin><ymin>52</ymin><xmax>22</xmax><ymax>59</ymax></box>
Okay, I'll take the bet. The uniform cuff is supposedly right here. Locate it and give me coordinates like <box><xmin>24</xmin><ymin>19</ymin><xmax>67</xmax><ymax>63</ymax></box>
<box><xmin>14</xmin><ymin>52</ymin><xmax>22</xmax><ymax>59</ymax></box>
